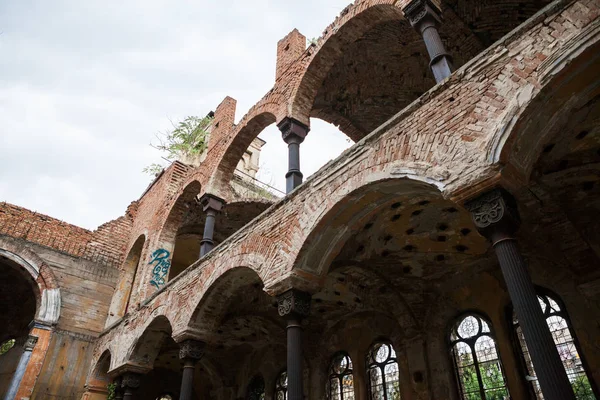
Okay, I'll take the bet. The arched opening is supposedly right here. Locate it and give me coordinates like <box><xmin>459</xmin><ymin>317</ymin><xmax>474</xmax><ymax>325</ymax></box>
<box><xmin>449</xmin><ymin>313</ymin><xmax>510</xmax><ymax>399</ymax></box>
<box><xmin>187</xmin><ymin>267</ymin><xmax>286</xmax><ymax>398</ymax></box>
<box><xmin>327</xmin><ymin>352</ymin><xmax>355</xmax><ymax>400</ymax></box>
<box><xmin>86</xmin><ymin>350</ymin><xmax>112</xmax><ymax>398</ymax></box>
<box><xmin>366</xmin><ymin>341</ymin><xmax>401</xmax><ymax>400</ymax></box>
<box><xmin>510</xmin><ymin>289</ymin><xmax>599</xmax><ymax>399</ymax></box>
<box><xmin>0</xmin><ymin>252</ymin><xmax>39</xmax><ymax>394</ymax></box>
<box><xmin>106</xmin><ymin>235</ymin><xmax>145</xmax><ymax>327</ymax></box>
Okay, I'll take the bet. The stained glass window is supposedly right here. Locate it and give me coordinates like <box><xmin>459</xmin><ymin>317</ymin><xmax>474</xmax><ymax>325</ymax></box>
<box><xmin>327</xmin><ymin>352</ymin><xmax>355</xmax><ymax>400</ymax></box>
<box><xmin>0</xmin><ymin>339</ymin><xmax>16</xmax><ymax>356</ymax></box>
<box><xmin>367</xmin><ymin>341</ymin><xmax>401</xmax><ymax>400</ymax></box>
<box><xmin>513</xmin><ymin>293</ymin><xmax>597</xmax><ymax>399</ymax></box>
<box><xmin>246</xmin><ymin>375</ymin><xmax>266</xmax><ymax>400</ymax></box>
<box><xmin>450</xmin><ymin>314</ymin><xmax>510</xmax><ymax>400</ymax></box>
<box><xmin>275</xmin><ymin>370</ymin><xmax>288</xmax><ymax>400</ymax></box>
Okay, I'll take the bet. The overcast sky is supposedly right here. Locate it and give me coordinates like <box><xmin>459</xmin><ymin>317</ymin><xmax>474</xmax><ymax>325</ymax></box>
<box><xmin>0</xmin><ymin>0</ymin><xmax>353</xmax><ymax>230</ymax></box>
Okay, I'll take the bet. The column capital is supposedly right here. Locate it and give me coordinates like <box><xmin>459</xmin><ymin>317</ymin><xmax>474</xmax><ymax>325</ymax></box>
<box><xmin>403</xmin><ymin>0</ymin><xmax>442</xmax><ymax>29</ymax></box>
<box><xmin>277</xmin><ymin>289</ymin><xmax>311</xmax><ymax>318</ymax></box>
<box><xmin>199</xmin><ymin>193</ymin><xmax>225</xmax><ymax>213</ymax></box>
<box><xmin>120</xmin><ymin>372</ymin><xmax>142</xmax><ymax>390</ymax></box>
<box><xmin>278</xmin><ymin>117</ymin><xmax>310</xmax><ymax>144</ymax></box>
<box><xmin>465</xmin><ymin>188</ymin><xmax>521</xmax><ymax>243</ymax></box>
<box><xmin>23</xmin><ymin>334</ymin><xmax>38</xmax><ymax>351</ymax></box>
<box><xmin>179</xmin><ymin>339</ymin><xmax>205</xmax><ymax>362</ymax></box>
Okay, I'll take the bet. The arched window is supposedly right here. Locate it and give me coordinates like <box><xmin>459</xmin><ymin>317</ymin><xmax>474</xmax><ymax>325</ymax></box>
<box><xmin>156</xmin><ymin>395</ymin><xmax>173</xmax><ymax>400</ymax></box>
<box><xmin>327</xmin><ymin>352</ymin><xmax>354</xmax><ymax>400</ymax></box>
<box><xmin>246</xmin><ymin>375</ymin><xmax>265</xmax><ymax>400</ymax></box>
<box><xmin>512</xmin><ymin>292</ymin><xmax>598</xmax><ymax>399</ymax></box>
<box><xmin>367</xmin><ymin>341</ymin><xmax>401</xmax><ymax>400</ymax></box>
<box><xmin>450</xmin><ymin>313</ymin><xmax>510</xmax><ymax>399</ymax></box>
<box><xmin>275</xmin><ymin>370</ymin><xmax>288</xmax><ymax>400</ymax></box>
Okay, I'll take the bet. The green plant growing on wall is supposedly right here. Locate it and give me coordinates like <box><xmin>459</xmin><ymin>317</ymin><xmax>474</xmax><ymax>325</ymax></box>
<box><xmin>0</xmin><ymin>339</ymin><xmax>15</xmax><ymax>355</ymax></box>
<box><xmin>144</xmin><ymin>115</ymin><xmax>213</xmax><ymax>176</ymax></box>
<box><xmin>107</xmin><ymin>382</ymin><xmax>116</xmax><ymax>400</ymax></box>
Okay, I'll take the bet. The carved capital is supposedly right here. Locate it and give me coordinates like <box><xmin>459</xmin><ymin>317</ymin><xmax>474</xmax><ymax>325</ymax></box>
<box><xmin>403</xmin><ymin>0</ymin><xmax>442</xmax><ymax>28</ymax></box>
<box><xmin>24</xmin><ymin>335</ymin><xmax>38</xmax><ymax>351</ymax></box>
<box><xmin>278</xmin><ymin>117</ymin><xmax>310</xmax><ymax>144</ymax></box>
<box><xmin>120</xmin><ymin>372</ymin><xmax>142</xmax><ymax>390</ymax></box>
<box><xmin>199</xmin><ymin>193</ymin><xmax>225</xmax><ymax>213</ymax></box>
<box><xmin>277</xmin><ymin>289</ymin><xmax>311</xmax><ymax>318</ymax></box>
<box><xmin>179</xmin><ymin>339</ymin><xmax>205</xmax><ymax>361</ymax></box>
<box><xmin>465</xmin><ymin>188</ymin><xmax>520</xmax><ymax>242</ymax></box>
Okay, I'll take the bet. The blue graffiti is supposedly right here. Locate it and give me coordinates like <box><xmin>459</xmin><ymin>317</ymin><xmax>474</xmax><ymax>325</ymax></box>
<box><xmin>149</xmin><ymin>249</ymin><xmax>171</xmax><ymax>289</ymax></box>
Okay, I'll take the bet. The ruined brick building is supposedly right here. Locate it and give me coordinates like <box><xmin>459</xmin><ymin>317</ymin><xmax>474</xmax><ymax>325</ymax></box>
<box><xmin>1</xmin><ymin>0</ymin><xmax>599</xmax><ymax>399</ymax></box>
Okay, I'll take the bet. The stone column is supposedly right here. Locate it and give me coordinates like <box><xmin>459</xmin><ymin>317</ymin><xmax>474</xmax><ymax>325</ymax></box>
<box><xmin>465</xmin><ymin>188</ymin><xmax>575</xmax><ymax>400</ymax></box>
<box><xmin>4</xmin><ymin>335</ymin><xmax>37</xmax><ymax>400</ymax></box>
<box><xmin>113</xmin><ymin>377</ymin><xmax>124</xmax><ymax>400</ymax></box>
<box><xmin>277</xmin><ymin>289</ymin><xmax>311</xmax><ymax>400</ymax></box>
<box><xmin>199</xmin><ymin>194</ymin><xmax>225</xmax><ymax>257</ymax></box>
<box><xmin>120</xmin><ymin>372</ymin><xmax>142</xmax><ymax>400</ymax></box>
<box><xmin>178</xmin><ymin>340</ymin><xmax>205</xmax><ymax>400</ymax></box>
<box><xmin>278</xmin><ymin>117</ymin><xmax>310</xmax><ymax>193</ymax></box>
<box><xmin>404</xmin><ymin>0</ymin><xmax>454</xmax><ymax>82</ymax></box>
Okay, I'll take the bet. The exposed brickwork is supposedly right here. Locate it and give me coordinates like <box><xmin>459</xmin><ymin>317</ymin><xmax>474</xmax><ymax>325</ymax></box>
<box><xmin>90</xmin><ymin>0</ymin><xmax>600</xmax><ymax>381</ymax></box>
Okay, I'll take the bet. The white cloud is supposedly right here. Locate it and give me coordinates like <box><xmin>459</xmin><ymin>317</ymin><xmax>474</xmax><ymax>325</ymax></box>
<box><xmin>0</xmin><ymin>0</ymin><xmax>353</xmax><ymax>229</ymax></box>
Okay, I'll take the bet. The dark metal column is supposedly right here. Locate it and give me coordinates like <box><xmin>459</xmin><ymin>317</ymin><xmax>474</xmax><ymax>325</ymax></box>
<box><xmin>277</xmin><ymin>289</ymin><xmax>311</xmax><ymax>400</ymax></box>
<box><xmin>178</xmin><ymin>340</ymin><xmax>205</xmax><ymax>400</ymax></box>
<box><xmin>466</xmin><ymin>189</ymin><xmax>575</xmax><ymax>400</ymax></box>
<box><xmin>404</xmin><ymin>0</ymin><xmax>454</xmax><ymax>82</ymax></box>
<box><xmin>199</xmin><ymin>194</ymin><xmax>225</xmax><ymax>257</ymax></box>
<box><xmin>120</xmin><ymin>373</ymin><xmax>141</xmax><ymax>400</ymax></box>
<box><xmin>278</xmin><ymin>117</ymin><xmax>310</xmax><ymax>194</ymax></box>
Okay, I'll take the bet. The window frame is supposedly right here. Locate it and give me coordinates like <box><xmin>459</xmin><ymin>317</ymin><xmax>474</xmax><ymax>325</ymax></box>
<box><xmin>448</xmin><ymin>311</ymin><xmax>510</xmax><ymax>400</ymax></box>
<box><xmin>366</xmin><ymin>340</ymin><xmax>401</xmax><ymax>400</ymax></box>
<box><xmin>274</xmin><ymin>369</ymin><xmax>288</xmax><ymax>400</ymax></box>
<box><xmin>507</xmin><ymin>287</ymin><xmax>600</xmax><ymax>399</ymax></box>
<box><xmin>327</xmin><ymin>351</ymin><xmax>355</xmax><ymax>400</ymax></box>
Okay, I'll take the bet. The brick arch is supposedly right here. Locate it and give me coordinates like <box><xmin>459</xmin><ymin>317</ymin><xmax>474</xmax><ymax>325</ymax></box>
<box><xmin>287</xmin><ymin>2</ymin><xmax>406</xmax><ymax>131</ymax></box>
<box><xmin>490</xmin><ymin>25</ymin><xmax>600</xmax><ymax>184</ymax></box>
<box><xmin>184</xmin><ymin>265</ymin><xmax>268</xmax><ymax>338</ymax></box>
<box><xmin>291</xmin><ymin>173</ymin><xmax>445</xmax><ymax>278</ymax></box>
<box><xmin>209</xmin><ymin>105</ymin><xmax>279</xmax><ymax>197</ymax></box>
<box><xmin>105</xmin><ymin>234</ymin><xmax>146</xmax><ymax>327</ymax></box>
<box><xmin>0</xmin><ymin>236</ymin><xmax>60</xmax><ymax>326</ymax></box>
<box><xmin>123</xmin><ymin>314</ymin><xmax>174</xmax><ymax>371</ymax></box>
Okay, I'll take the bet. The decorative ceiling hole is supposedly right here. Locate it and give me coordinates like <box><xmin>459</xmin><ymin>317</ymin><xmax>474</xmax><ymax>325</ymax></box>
<box><xmin>437</xmin><ymin>223</ymin><xmax>449</xmax><ymax>231</ymax></box>
<box><xmin>418</xmin><ymin>200</ymin><xmax>430</xmax><ymax>206</ymax></box>
<box><xmin>437</xmin><ymin>235</ymin><xmax>447</xmax><ymax>242</ymax></box>
<box><xmin>460</xmin><ymin>228</ymin><xmax>471</xmax><ymax>236</ymax></box>
<box><xmin>364</xmin><ymin>222</ymin><xmax>374</xmax><ymax>230</ymax></box>
<box><xmin>412</xmin><ymin>209</ymin><xmax>423</xmax><ymax>216</ymax></box>
<box><xmin>449</xmin><ymin>97</ymin><xmax>455</xmax><ymax>102</ymax></box>
<box><xmin>337</xmin><ymin>277</ymin><xmax>345</xmax><ymax>282</ymax></box>
<box><xmin>559</xmin><ymin>160</ymin><xmax>569</xmax><ymax>169</ymax></box>
<box><xmin>402</xmin><ymin>266</ymin><xmax>412</xmax><ymax>274</ymax></box>
<box><xmin>391</xmin><ymin>202</ymin><xmax>402</xmax><ymax>209</ymax></box>
<box><xmin>217</xmin><ymin>330</ymin><xmax>223</xmax><ymax>334</ymax></box>
<box><xmin>436</xmin><ymin>254</ymin><xmax>445</xmax><ymax>262</ymax></box>
<box><xmin>334</xmin><ymin>291</ymin><xmax>341</xmax><ymax>296</ymax></box>
<box><xmin>315</xmin><ymin>298</ymin><xmax>323</xmax><ymax>304</ymax></box>
<box><xmin>406</xmin><ymin>228</ymin><xmax>415</xmax><ymax>235</ymax></box>
<box><xmin>444</xmin><ymin>207</ymin><xmax>458</xmax><ymax>213</ymax></box>
<box><xmin>336</xmin><ymin>301</ymin><xmax>344</xmax><ymax>306</ymax></box>
<box><xmin>319</xmin><ymin>308</ymin><xmax>326</xmax><ymax>313</ymax></box>
<box><xmin>356</xmin><ymin>245</ymin><xmax>365</xmax><ymax>254</ymax></box>
<box><xmin>384</xmin><ymin>234</ymin><xmax>393</xmax><ymax>243</ymax></box>
<box><xmin>234</xmin><ymin>327</ymin><xmax>241</xmax><ymax>331</ymax></box>
<box><xmin>455</xmin><ymin>245</ymin><xmax>468</xmax><ymax>253</ymax></box>
<box><xmin>543</xmin><ymin>143</ymin><xmax>555</xmax><ymax>153</ymax></box>
<box><xmin>576</xmin><ymin>130</ymin><xmax>589</xmax><ymax>140</ymax></box>
<box><xmin>218</xmin><ymin>344</ymin><xmax>225</xmax><ymax>349</ymax></box>
<box><xmin>382</xmin><ymin>250</ymin><xmax>390</xmax><ymax>257</ymax></box>
<box><xmin>403</xmin><ymin>244</ymin><xmax>416</xmax><ymax>252</ymax></box>
<box><xmin>391</xmin><ymin>214</ymin><xmax>402</xmax><ymax>221</ymax></box>
<box><xmin>582</xmin><ymin>181</ymin><xmax>595</xmax><ymax>191</ymax></box>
